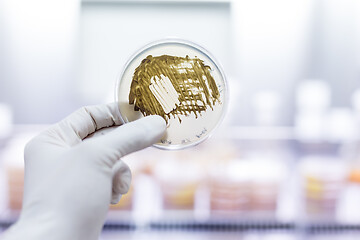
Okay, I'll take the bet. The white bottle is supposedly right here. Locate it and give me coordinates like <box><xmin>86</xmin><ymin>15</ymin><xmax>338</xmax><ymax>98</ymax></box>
<box><xmin>294</xmin><ymin>80</ymin><xmax>331</xmax><ymax>141</ymax></box>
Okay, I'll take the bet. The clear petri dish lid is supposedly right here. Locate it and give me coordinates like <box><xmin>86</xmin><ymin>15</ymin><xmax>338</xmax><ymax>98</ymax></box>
<box><xmin>115</xmin><ymin>39</ymin><xmax>228</xmax><ymax>150</ymax></box>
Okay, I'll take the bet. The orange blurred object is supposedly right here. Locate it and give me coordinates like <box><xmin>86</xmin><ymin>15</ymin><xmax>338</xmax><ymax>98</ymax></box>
<box><xmin>348</xmin><ymin>169</ymin><xmax>360</xmax><ymax>183</ymax></box>
<box><xmin>161</xmin><ymin>182</ymin><xmax>199</xmax><ymax>209</ymax></box>
<box><xmin>6</xmin><ymin>167</ymin><xmax>24</xmax><ymax>211</ymax></box>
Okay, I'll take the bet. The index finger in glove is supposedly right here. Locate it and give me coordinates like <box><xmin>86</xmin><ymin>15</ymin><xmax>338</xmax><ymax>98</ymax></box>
<box><xmin>45</xmin><ymin>103</ymin><xmax>123</xmax><ymax>146</ymax></box>
<box><xmin>82</xmin><ymin>115</ymin><xmax>166</xmax><ymax>166</ymax></box>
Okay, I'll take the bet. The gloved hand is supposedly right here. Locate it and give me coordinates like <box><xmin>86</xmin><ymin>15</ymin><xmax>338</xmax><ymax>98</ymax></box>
<box><xmin>2</xmin><ymin>103</ymin><xmax>166</xmax><ymax>240</ymax></box>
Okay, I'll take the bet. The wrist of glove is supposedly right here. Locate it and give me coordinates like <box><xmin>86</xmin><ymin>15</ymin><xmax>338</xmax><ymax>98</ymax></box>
<box><xmin>2</xmin><ymin>103</ymin><xmax>166</xmax><ymax>240</ymax></box>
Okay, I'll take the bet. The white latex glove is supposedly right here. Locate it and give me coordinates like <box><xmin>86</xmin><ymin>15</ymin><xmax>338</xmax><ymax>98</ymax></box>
<box><xmin>2</xmin><ymin>103</ymin><xmax>166</xmax><ymax>240</ymax></box>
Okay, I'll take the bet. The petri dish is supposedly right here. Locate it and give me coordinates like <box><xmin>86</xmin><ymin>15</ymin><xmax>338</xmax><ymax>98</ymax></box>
<box><xmin>115</xmin><ymin>39</ymin><xmax>227</xmax><ymax>150</ymax></box>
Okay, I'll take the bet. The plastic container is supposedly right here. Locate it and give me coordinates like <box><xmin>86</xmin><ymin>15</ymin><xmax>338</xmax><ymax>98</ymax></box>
<box><xmin>115</xmin><ymin>39</ymin><xmax>227</xmax><ymax>150</ymax></box>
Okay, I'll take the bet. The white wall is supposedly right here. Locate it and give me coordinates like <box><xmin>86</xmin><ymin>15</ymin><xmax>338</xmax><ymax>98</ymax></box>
<box><xmin>231</xmin><ymin>0</ymin><xmax>312</xmax><ymax>125</ymax></box>
<box><xmin>0</xmin><ymin>0</ymin><xmax>80</xmax><ymax>124</ymax></box>
<box><xmin>229</xmin><ymin>0</ymin><xmax>360</xmax><ymax>125</ymax></box>
<box><xmin>78</xmin><ymin>1</ymin><xmax>233</xmax><ymax>104</ymax></box>
<box><xmin>308</xmin><ymin>0</ymin><xmax>360</xmax><ymax>107</ymax></box>
<box><xmin>1</xmin><ymin>0</ymin><xmax>360</xmax><ymax>125</ymax></box>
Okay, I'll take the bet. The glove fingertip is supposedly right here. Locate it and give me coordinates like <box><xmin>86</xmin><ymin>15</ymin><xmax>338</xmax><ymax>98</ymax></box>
<box><xmin>111</xmin><ymin>194</ymin><xmax>122</xmax><ymax>205</ymax></box>
<box><xmin>143</xmin><ymin>115</ymin><xmax>167</xmax><ymax>131</ymax></box>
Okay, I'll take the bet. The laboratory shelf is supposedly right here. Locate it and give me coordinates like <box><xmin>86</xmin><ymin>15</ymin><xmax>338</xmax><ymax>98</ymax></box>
<box><xmin>101</xmin><ymin>220</ymin><xmax>360</xmax><ymax>233</ymax></box>
<box><xmin>149</xmin><ymin>220</ymin><xmax>295</xmax><ymax>231</ymax></box>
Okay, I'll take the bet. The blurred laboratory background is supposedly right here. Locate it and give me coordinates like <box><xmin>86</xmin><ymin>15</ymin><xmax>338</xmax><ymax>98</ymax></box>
<box><xmin>1</xmin><ymin>0</ymin><xmax>360</xmax><ymax>239</ymax></box>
